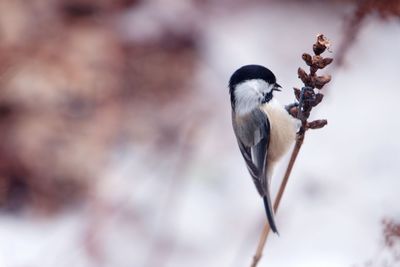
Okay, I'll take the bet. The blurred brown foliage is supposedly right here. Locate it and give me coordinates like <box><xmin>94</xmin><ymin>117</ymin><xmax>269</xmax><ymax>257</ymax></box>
<box><xmin>1</xmin><ymin>0</ymin><xmax>399</xmax><ymax>215</ymax></box>
<box><xmin>0</xmin><ymin>0</ymin><xmax>198</xmax><ymax>213</ymax></box>
<box><xmin>354</xmin><ymin>219</ymin><xmax>400</xmax><ymax>267</ymax></box>
<box><xmin>383</xmin><ymin>219</ymin><xmax>400</xmax><ymax>249</ymax></box>
<box><xmin>336</xmin><ymin>0</ymin><xmax>400</xmax><ymax>65</ymax></box>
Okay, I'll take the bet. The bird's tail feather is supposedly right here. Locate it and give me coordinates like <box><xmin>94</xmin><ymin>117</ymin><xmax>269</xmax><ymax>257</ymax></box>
<box><xmin>263</xmin><ymin>195</ymin><xmax>279</xmax><ymax>234</ymax></box>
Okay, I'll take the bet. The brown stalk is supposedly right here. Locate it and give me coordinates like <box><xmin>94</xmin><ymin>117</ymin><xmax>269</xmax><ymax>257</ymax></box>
<box><xmin>250</xmin><ymin>34</ymin><xmax>333</xmax><ymax>267</ymax></box>
<box><xmin>250</xmin><ymin>134</ymin><xmax>304</xmax><ymax>267</ymax></box>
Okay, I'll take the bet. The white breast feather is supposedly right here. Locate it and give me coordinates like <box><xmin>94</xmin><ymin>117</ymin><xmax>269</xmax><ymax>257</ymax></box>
<box><xmin>261</xmin><ymin>98</ymin><xmax>297</xmax><ymax>162</ymax></box>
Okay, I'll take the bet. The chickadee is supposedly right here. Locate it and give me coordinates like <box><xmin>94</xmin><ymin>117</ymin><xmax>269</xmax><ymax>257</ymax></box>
<box><xmin>229</xmin><ymin>65</ymin><xmax>297</xmax><ymax>234</ymax></box>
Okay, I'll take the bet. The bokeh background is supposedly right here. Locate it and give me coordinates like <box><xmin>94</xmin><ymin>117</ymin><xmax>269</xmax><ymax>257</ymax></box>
<box><xmin>0</xmin><ymin>1</ymin><xmax>400</xmax><ymax>267</ymax></box>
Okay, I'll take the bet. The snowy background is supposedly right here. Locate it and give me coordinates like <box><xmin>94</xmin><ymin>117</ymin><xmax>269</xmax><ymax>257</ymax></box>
<box><xmin>0</xmin><ymin>1</ymin><xmax>399</xmax><ymax>267</ymax></box>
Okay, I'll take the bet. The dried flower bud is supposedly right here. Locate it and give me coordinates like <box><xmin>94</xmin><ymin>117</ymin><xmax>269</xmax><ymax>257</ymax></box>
<box><xmin>293</xmin><ymin>87</ymin><xmax>301</xmax><ymax>100</ymax></box>
<box><xmin>313</xmin><ymin>43</ymin><xmax>326</xmax><ymax>56</ymax></box>
<box><xmin>289</xmin><ymin>106</ymin><xmax>298</xmax><ymax>118</ymax></box>
<box><xmin>312</xmin><ymin>55</ymin><xmax>323</xmax><ymax>65</ymax></box>
<box><xmin>322</xmin><ymin>57</ymin><xmax>333</xmax><ymax>67</ymax></box>
<box><xmin>302</xmin><ymin>53</ymin><xmax>312</xmax><ymax>66</ymax></box>
<box><xmin>298</xmin><ymin>68</ymin><xmax>311</xmax><ymax>85</ymax></box>
<box><xmin>312</xmin><ymin>56</ymin><xmax>333</xmax><ymax>69</ymax></box>
<box><xmin>313</xmin><ymin>55</ymin><xmax>328</xmax><ymax>69</ymax></box>
<box><xmin>311</xmin><ymin>93</ymin><xmax>324</xmax><ymax>107</ymax></box>
<box><xmin>315</xmin><ymin>75</ymin><xmax>331</xmax><ymax>89</ymax></box>
<box><xmin>313</xmin><ymin>34</ymin><xmax>331</xmax><ymax>55</ymax></box>
<box><xmin>307</xmin><ymin>119</ymin><xmax>328</xmax><ymax>129</ymax></box>
<box><xmin>303</xmin><ymin>88</ymin><xmax>315</xmax><ymax>99</ymax></box>
<box><xmin>317</xmin><ymin>34</ymin><xmax>330</xmax><ymax>47</ymax></box>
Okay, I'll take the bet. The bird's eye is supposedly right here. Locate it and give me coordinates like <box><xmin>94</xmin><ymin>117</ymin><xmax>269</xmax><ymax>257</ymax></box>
<box><xmin>262</xmin><ymin>92</ymin><xmax>273</xmax><ymax>103</ymax></box>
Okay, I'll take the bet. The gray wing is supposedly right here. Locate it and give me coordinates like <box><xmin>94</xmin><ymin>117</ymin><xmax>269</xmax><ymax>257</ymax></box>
<box><xmin>234</xmin><ymin>109</ymin><xmax>278</xmax><ymax>233</ymax></box>
<box><xmin>237</xmin><ymin>140</ymin><xmax>264</xmax><ymax>195</ymax></box>
<box><xmin>235</xmin><ymin>108</ymin><xmax>270</xmax><ymax>196</ymax></box>
<box><xmin>251</xmin><ymin>120</ymin><xmax>269</xmax><ymax>190</ymax></box>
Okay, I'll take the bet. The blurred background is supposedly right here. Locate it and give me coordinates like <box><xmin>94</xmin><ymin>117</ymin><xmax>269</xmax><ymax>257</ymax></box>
<box><xmin>0</xmin><ymin>0</ymin><xmax>400</xmax><ymax>267</ymax></box>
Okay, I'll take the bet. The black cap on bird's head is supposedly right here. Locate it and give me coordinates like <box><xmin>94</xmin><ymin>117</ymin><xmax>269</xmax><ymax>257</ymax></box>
<box><xmin>229</xmin><ymin>65</ymin><xmax>282</xmax><ymax>106</ymax></box>
<box><xmin>229</xmin><ymin>65</ymin><xmax>277</xmax><ymax>90</ymax></box>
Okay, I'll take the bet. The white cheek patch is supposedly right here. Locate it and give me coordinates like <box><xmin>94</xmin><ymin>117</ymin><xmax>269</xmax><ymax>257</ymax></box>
<box><xmin>234</xmin><ymin>79</ymin><xmax>273</xmax><ymax>115</ymax></box>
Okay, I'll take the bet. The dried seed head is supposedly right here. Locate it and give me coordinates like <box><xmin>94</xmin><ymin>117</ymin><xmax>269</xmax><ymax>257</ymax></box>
<box><xmin>298</xmin><ymin>67</ymin><xmax>311</xmax><ymax>85</ymax></box>
<box><xmin>312</xmin><ymin>56</ymin><xmax>334</xmax><ymax>69</ymax></box>
<box><xmin>293</xmin><ymin>87</ymin><xmax>301</xmax><ymax>100</ymax></box>
<box><xmin>315</xmin><ymin>75</ymin><xmax>332</xmax><ymax>89</ymax></box>
<box><xmin>322</xmin><ymin>57</ymin><xmax>334</xmax><ymax>67</ymax></box>
<box><xmin>307</xmin><ymin>119</ymin><xmax>328</xmax><ymax>129</ymax></box>
<box><xmin>292</xmin><ymin>34</ymin><xmax>331</xmax><ymax>129</ymax></box>
<box><xmin>313</xmin><ymin>34</ymin><xmax>331</xmax><ymax>55</ymax></box>
<box><xmin>313</xmin><ymin>44</ymin><xmax>326</xmax><ymax>56</ymax></box>
<box><xmin>311</xmin><ymin>93</ymin><xmax>324</xmax><ymax>107</ymax></box>
<box><xmin>303</xmin><ymin>88</ymin><xmax>315</xmax><ymax>99</ymax></box>
<box><xmin>317</xmin><ymin>34</ymin><xmax>331</xmax><ymax>47</ymax></box>
<box><xmin>302</xmin><ymin>53</ymin><xmax>312</xmax><ymax>66</ymax></box>
<box><xmin>310</xmin><ymin>65</ymin><xmax>318</xmax><ymax>76</ymax></box>
<box><xmin>313</xmin><ymin>55</ymin><xmax>331</xmax><ymax>69</ymax></box>
<box><xmin>289</xmin><ymin>106</ymin><xmax>298</xmax><ymax>118</ymax></box>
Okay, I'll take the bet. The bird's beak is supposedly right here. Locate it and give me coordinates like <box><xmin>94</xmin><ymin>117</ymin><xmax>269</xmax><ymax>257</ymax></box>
<box><xmin>273</xmin><ymin>83</ymin><xmax>282</xmax><ymax>91</ymax></box>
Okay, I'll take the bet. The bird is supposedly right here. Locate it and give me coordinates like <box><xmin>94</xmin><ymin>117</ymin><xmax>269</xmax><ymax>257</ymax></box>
<box><xmin>229</xmin><ymin>64</ymin><xmax>297</xmax><ymax>234</ymax></box>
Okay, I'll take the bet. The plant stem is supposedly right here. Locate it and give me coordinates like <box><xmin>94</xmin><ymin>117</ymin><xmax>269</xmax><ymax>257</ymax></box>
<box><xmin>250</xmin><ymin>132</ymin><xmax>305</xmax><ymax>267</ymax></box>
